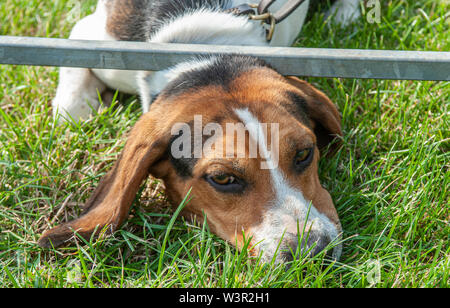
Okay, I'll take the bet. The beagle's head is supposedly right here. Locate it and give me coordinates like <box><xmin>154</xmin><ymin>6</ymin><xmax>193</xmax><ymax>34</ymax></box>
<box><xmin>39</xmin><ymin>55</ymin><xmax>343</xmax><ymax>263</ymax></box>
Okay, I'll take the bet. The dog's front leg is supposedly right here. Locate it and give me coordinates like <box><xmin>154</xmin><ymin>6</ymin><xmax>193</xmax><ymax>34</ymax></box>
<box><xmin>53</xmin><ymin>67</ymin><xmax>107</xmax><ymax>122</ymax></box>
<box><xmin>53</xmin><ymin>10</ymin><xmax>109</xmax><ymax>122</ymax></box>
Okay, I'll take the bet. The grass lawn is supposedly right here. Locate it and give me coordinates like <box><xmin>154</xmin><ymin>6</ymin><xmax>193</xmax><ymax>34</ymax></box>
<box><xmin>0</xmin><ymin>0</ymin><xmax>448</xmax><ymax>288</ymax></box>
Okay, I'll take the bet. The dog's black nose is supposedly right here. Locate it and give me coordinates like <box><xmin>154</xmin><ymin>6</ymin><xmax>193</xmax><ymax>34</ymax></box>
<box><xmin>304</xmin><ymin>230</ymin><xmax>331</xmax><ymax>256</ymax></box>
<box><xmin>283</xmin><ymin>230</ymin><xmax>331</xmax><ymax>261</ymax></box>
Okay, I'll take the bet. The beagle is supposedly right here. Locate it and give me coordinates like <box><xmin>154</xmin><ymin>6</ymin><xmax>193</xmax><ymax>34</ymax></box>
<box><xmin>40</xmin><ymin>0</ymin><xmax>361</xmax><ymax>262</ymax></box>
<box><xmin>52</xmin><ymin>0</ymin><xmax>361</xmax><ymax>121</ymax></box>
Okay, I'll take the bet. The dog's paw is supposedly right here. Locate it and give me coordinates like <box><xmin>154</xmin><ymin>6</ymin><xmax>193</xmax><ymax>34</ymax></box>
<box><xmin>52</xmin><ymin>92</ymin><xmax>101</xmax><ymax>124</ymax></box>
<box><xmin>325</xmin><ymin>0</ymin><xmax>361</xmax><ymax>27</ymax></box>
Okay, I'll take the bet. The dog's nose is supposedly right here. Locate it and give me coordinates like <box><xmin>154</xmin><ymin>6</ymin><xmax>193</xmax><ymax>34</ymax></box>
<box><xmin>283</xmin><ymin>230</ymin><xmax>331</xmax><ymax>261</ymax></box>
<box><xmin>304</xmin><ymin>230</ymin><xmax>331</xmax><ymax>256</ymax></box>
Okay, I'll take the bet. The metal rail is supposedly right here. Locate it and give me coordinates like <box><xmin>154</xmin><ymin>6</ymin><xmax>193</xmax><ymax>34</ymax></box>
<box><xmin>1</xmin><ymin>36</ymin><xmax>449</xmax><ymax>80</ymax></box>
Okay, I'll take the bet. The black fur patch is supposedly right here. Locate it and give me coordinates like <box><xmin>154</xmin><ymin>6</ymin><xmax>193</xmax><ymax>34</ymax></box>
<box><xmin>169</xmin><ymin>151</ymin><xmax>198</xmax><ymax>179</ymax></box>
<box><xmin>166</xmin><ymin>115</ymin><xmax>228</xmax><ymax>178</ymax></box>
<box><xmin>107</xmin><ymin>0</ymin><xmax>153</xmax><ymax>42</ymax></box>
<box><xmin>167</xmin><ymin>121</ymin><xmax>197</xmax><ymax>178</ymax></box>
<box><xmin>108</xmin><ymin>0</ymin><xmax>232</xmax><ymax>42</ymax></box>
<box><xmin>160</xmin><ymin>55</ymin><xmax>273</xmax><ymax>98</ymax></box>
<box><xmin>283</xmin><ymin>90</ymin><xmax>311</xmax><ymax>126</ymax></box>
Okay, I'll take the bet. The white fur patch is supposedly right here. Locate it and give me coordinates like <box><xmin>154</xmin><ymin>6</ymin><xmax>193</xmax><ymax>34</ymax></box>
<box><xmin>149</xmin><ymin>9</ymin><xmax>267</xmax><ymax>45</ymax></box>
<box><xmin>234</xmin><ymin>108</ymin><xmax>342</xmax><ymax>262</ymax></box>
<box><xmin>90</xmin><ymin>0</ymin><xmax>141</xmax><ymax>94</ymax></box>
<box><xmin>53</xmin><ymin>0</ymin><xmax>112</xmax><ymax>122</ymax></box>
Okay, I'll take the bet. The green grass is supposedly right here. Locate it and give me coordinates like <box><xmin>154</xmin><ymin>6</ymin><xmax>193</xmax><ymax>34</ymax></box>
<box><xmin>0</xmin><ymin>0</ymin><xmax>449</xmax><ymax>288</ymax></box>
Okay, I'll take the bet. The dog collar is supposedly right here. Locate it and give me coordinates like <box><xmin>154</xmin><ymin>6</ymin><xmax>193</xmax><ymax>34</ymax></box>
<box><xmin>226</xmin><ymin>0</ymin><xmax>307</xmax><ymax>42</ymax></box>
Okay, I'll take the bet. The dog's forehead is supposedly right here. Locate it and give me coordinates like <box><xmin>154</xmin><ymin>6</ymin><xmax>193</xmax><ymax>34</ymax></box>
<box><xmin>158</xmin><ymin>55</ymin><xmax>280</xmax><ymax>100</ymax></box>
<box><xmin>160</xmin><ymin>80</ymin><xmax>313</xmax><ymax>144</ymax></box>
<box><xmin>154</xmin><ymin>56</ymin><xmax>312</xmax><ymax>127</ymax></box>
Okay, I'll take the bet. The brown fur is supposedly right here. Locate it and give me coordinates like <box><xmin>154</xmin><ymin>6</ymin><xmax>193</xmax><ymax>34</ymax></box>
<box><xmin>106</xmin><ymin>0</ymin><xmax>150</xmax><ymax>41</ymax></box>
<box><xmin>38</xmin><ymin>68</ymin><xmax>342</xmax><ymax>251</ymax></box>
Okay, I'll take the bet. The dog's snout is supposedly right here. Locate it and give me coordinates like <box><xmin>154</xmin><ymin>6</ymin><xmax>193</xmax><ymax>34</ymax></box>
<box><xmin>283</xmin><ymin>230</ymin><xmax>331</xmax><ymax>261</ymax></box>
<box><xmin>303</xmin><ymin>230</ymin><xmax>331</xmax><ymax>257</ymax></box>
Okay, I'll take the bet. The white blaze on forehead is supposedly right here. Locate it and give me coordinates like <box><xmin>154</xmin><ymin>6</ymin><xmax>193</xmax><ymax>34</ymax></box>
<box><xmin>234</xmin><ymin>108</ymin><xmax>310</xmax><ymax>214</ymax></box>
<box><xmin>234</xmin><ymin>108</ymin><xmax>304</xmax><ymax>203</ymax></box>
<box><xmin>234</xmin><ymin>108</ymin><xmax>342</xmax><ymax>261</ymax></box>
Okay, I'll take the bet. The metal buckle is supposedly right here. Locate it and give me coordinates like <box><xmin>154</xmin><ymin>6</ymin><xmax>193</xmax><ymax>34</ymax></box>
<box><xmin>248</xmin><ymin>4</ymin><xmax>276</xmax><ymax>42</ymax></box>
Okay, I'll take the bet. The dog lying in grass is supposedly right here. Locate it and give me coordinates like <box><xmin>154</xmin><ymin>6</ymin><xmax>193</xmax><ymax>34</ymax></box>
<box><xmin>40</xmin><ymin>0</ymin><xmax>362</xmax><ymax>263</ymax></box>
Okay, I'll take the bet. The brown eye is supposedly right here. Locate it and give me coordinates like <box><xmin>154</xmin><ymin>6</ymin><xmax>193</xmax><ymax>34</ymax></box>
<box><xmin>296</xmin><ymin>149</ymin><xmax>311</xmax><ymax>163</ymax></box>
<box><xmin>211</xmin><ymin>174</ymin><xmax>235</xmax><ymax>185</ymax></box>
<box><xmin>294</xmin><ymin>148</ymin><xmax>313</xmax><ymax>172</ymax></box>
<box><xmin>205</xmin><ymin>173</ymin><xmax>246</xmax><ymax>193</ymax></box>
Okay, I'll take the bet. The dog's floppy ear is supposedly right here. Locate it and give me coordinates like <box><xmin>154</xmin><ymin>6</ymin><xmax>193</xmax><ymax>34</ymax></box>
<box><xmin>285</xmin><ymin>76</ymin><xmax>343</xmax><ymax>154</ymax></box>
<box><xmin>38</xmin><ymin>112</ymin><xmax>170</xmax><ymax>248</ymax></box>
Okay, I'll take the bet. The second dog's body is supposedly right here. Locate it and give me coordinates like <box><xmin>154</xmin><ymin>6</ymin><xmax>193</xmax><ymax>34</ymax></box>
<box><xmin>53</xmin><ymin>0</ymin><xmax>361</xmax><ymax>121</ymax></box>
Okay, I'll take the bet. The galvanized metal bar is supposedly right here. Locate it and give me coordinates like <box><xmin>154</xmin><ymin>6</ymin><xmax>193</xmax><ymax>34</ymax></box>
<box><xmin>0</xmin><ymin>35</ymin><xmax>449</xmax><ymax>80</ymax></box>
